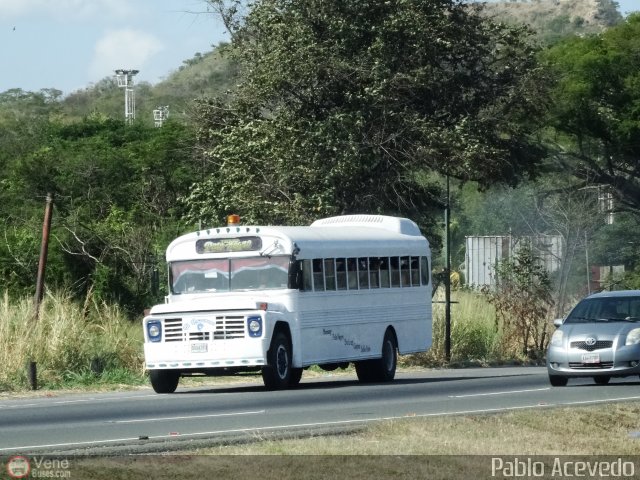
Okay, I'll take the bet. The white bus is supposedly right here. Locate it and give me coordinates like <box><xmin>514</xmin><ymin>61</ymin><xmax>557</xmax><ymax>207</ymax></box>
<box><xmin>143</xmin><ymin>214</ymin><xmax>432</xmax><ymax>393</ymax></box>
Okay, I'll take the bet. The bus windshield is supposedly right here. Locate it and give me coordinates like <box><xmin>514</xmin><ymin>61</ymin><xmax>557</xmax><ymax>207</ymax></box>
<box><xmin>170</xmin><ymin>256</ymin><xmax>290</xmax><ymax>294</ymax></box>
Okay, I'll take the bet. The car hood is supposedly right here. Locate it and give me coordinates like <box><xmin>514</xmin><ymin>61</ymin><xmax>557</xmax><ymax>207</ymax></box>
<box><xmin>560</xmin><ymin>321</ymin><xmax>640</xmax><ymax>339</ymax></box>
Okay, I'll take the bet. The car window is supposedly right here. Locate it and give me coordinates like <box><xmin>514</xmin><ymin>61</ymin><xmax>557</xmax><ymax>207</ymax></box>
<box><xmin>565</xmin><ymin>296</ymin><xmax>640</xmax><ymax>323</ymax></box>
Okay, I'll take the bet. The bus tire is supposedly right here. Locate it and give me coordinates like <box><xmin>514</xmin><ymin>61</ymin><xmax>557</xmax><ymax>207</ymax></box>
<box><xmin>356</xmin><ymin>329</ymin><xmax>397</xmax><ymax>383</ymax></box>
<box><xmin>290</xmin><ymin>368</ymin><xmax>303</xmax><ymax>387</ymax></box>
<box><xmin>262</xmin><ymin>332</ymin><xmax>292</xmax><ymax>390</ymax></box>
<box><xmin>355</xmin><ymin>360</ymin><xmax>376</xmax><ymax>382</ymax></box>
<box><xmin>377</xmin><ymin>329</ymin><xmax>398</xmax><ymax>381</ymax></box>
<box><xmin>149</xmin><ymin>369</ymin><xmax>180</xmax><ymax>393</ymax></box>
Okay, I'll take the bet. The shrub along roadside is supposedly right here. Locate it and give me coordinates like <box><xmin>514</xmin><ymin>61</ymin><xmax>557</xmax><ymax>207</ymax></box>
<box><xmin>0</xmin><ymin>291</ymin><xmax>145</xmax><ymax>391</ymax></box>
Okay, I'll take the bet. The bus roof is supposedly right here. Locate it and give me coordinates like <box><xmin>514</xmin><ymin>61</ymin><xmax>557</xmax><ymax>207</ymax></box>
<box><xmin>167</xmin><ymin>215</ymin><xmax>430</xmax><ymax>261</ymax></box>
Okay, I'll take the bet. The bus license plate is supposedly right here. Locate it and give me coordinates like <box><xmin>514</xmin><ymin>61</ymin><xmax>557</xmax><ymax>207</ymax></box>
<box><xmin>582</xmin><ymin>353</ymin><xmax>600</xmax><ymax>364</ymax></box>
<box><xmin>191</xmin><ymin>343</ymin><xmax>208</xmax><ymax>353</ymax></box>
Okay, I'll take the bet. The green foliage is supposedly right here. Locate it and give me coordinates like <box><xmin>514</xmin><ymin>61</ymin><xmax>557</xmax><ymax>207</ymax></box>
<box><xmin>543</xmin><ymin>13</ymin><xmax>640</xmax><ymax>218</ymax></box>
<box><xmin>482</xmin><ymin>243</ymin><xmax>554</xmax><ymax>358</ymax></box>
<box><xmin>188</xmin><ymin>0</ymin><xmax>548</xmax><ymax>230</ymax></box>
<box><xmin>0</xmin><ymin>117</ymin><xmax>198</xmax><ymax>313</ymax></box>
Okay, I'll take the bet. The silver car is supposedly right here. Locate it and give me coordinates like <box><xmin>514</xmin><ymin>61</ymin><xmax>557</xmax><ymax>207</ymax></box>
<box><xmin>547</xmin><ymin>290</ymin><xmax>640</xmax><ymax>386</ymax></box>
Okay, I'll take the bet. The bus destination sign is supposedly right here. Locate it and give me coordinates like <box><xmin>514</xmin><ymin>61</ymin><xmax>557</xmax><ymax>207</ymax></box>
<box><xmin>196</xmin><ymin>236</ymin><xmax>263</xmax><ymax>254</ymax></box>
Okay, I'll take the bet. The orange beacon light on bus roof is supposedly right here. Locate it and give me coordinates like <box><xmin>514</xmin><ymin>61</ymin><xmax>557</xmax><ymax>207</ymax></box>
<box><xmin>227</xmin><ymin>214</ymin><xmax>241</xmax><ymax>226</ymax></box>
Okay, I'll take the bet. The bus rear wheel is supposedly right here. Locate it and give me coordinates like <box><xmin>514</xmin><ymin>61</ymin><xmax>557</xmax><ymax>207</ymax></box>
<box><xmin>356</xmin><ymin>329</ymin><xmax>397</xmax><ymax>383</ymax></box>
<box><xmin>262</xmin><ymin>332</ymin><xmax>292</xmax><ymax>390</ymax></box>
<box><xmin>149</xmin><ymin>369</ymin><xmax>180</xmax><ymax>393</ymax></box>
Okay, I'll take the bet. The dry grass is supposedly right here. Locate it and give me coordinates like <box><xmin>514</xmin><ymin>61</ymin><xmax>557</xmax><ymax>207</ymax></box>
<box><xmin>403</xmin><ymin>289</ymin><xmax>506</xmax><ymax>367</ymax></box>
<box><xmin>0</xmin><ymin>291</ymin><xmax>144</xmax><ymax>391</ymax></box>
<box><xmin>184</xmin><ymin>401</ymin><xmax>640</xmax><ymax>456</ymax></box>
<box><xmin>45</xmin><ymin>402</ymin><xmax>640</xmax><ymax>480</ymax></box>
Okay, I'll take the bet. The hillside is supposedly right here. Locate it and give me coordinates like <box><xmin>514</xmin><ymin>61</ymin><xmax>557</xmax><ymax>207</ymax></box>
<box><xmin>481</xmin><ymin>0</ymin><xmax>623</xmax><ymax>43</ymax></box>
<box><xmin>55</xmin><ymin>0</ymin><xmax>623</xmax><ymax>123</ymax></box>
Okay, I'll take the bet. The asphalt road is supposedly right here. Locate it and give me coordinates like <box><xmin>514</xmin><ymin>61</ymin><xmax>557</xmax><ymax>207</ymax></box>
<box><xmin>1</xmin><ymin>366</ymin><xmax>640</xmax><ymax>454</ymax></box>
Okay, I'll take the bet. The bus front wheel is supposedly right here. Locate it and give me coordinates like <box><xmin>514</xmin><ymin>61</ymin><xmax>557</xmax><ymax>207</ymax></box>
<box><xmin>149</xmin><ymin>369</ymin><xmax>180</xmax><ymax>393</ymax></box>
<box><xmin>262</xmin><ymin>332</ymin><xmax>292</xmax><ymax>390</ymax></box>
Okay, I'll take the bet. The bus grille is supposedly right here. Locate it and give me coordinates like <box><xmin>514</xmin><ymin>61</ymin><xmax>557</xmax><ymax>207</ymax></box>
<box><xmin>162</xmin><ymin>316</ymin><xmax>246</xmax><ymax>342</ymax></box>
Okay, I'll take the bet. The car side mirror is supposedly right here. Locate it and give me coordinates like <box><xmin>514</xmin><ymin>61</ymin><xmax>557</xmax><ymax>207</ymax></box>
<box><xmin>553</xmin><ymin>318</ymin><xmax>563</xmax><ymax>328</ymax></box>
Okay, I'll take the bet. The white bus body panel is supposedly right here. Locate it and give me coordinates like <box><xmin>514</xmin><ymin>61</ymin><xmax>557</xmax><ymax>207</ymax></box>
<box><xmin>298</xmin><ymin>288</ymin><xmax>431</xmax><ymax>365</ymax></box>
<box><xmin>143</xmin><ymin>215</ymin><xmax>432</xmax><ymax>373</ymax></box>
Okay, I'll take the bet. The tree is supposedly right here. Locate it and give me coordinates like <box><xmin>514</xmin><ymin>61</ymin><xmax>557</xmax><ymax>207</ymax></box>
<box><xmin>188</xmin><ymin>0</ymin><xmax>548</xmax><ymax>231</ymax></box>
<box><xmin>3</xmin><ymin>117</ymin><xmax>198</xmax><ymax>313</ymax></box>
<box><xmin>543</xmin><ymin>13</ymin><xmax>640</xmax><ymax>218</ymax></box>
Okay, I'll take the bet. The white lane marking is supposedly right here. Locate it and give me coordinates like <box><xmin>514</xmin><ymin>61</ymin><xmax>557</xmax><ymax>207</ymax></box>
<box><xmin>109</xmin><ymin>410</ymin><xmax>265</xmax><ymax>424</ymax></box>
<box><xmin>0</xmin><ymin>403</ymin><xmax>39</xmax><ymax>409</ymax></box>
<box><xmin>3</xmin><ymin>395</ymin><xmax>640</xmax><ymax>453</ymax></box>
<box><xmin>0</xmin><ymin>394</ymin><xmax>161</xmax><ymax>410</ymax></box>
<box><xmin>449</xmin><ymin>387</ymin><xmax>550</xmax><ymax>398</ymax></box>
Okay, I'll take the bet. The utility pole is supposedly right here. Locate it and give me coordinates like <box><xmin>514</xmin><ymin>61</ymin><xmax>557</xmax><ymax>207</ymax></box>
<box><xmin>34</xmin><ymin>193</ymin><xmax>54</xmax><ymax>319</ymax></box>
<box><xmin>444</xmin><ymin>175</ymin><xmax>451</xmax><ymax>362</ymax></box>
<box><xmin>30</xmin><ymin>192</ymin><xmax>54</xmax><ymax>390</ymax></box>
<box><xmin>115</xmin><ymin>69</ymin><xmax>139</xmax><ymax>124</ymax></box>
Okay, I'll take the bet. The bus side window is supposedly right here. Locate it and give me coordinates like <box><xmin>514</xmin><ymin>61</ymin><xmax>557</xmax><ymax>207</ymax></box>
<box><xmin>347</xmin><ymin>258</ymin><xmax>358</xmax><ymax>289</ymax></box>
<box><xmin>324</xmin><ymin>258</ymin><xmax>336</xmax><ymax>291</ymax></box>
<box><xmin>379</xmin><ymin>257</ymin><xmax>390</xmax><ymax>288</ymax></box>
<box><xmin>302</xmin><ymin>259</ymin><xmax>313</xmax><ymax>291</ymax></box>
<box><xmin>410</xmin><ymin>256</ymin><xmax>420</xmax><ymax>286</ymax></box>
<box><xmin>336</xmin><ymin>258</ymin><xmax>347</xmax><ymax>290</ymax></box>
<box><xmin>420</xmin><ymin>256</ymin><xmax>430</xmax><ymax>285</ymax></box>
<box><xmin>400</xmin><ymin>256</ymin><xmax>410</xmax><ymax>287</ymax></box>
<box><xmin>313</xmin><ymin>259</ymin><xmax>325</xmax><ymax>291</ymax></box>
<box><xmin>358</xmin><ymin>257</ymin><xmax>369</xmax><ymax>289</ymax></box>
<box><xmin>369</xmin><ymin>257</ymin><xmax>380</xmax><ymax>288</ymax></box>
<box><xmin>390</xmin><ymin>257</ymin><xmax>400</xmax><ymax>287</ymax></box>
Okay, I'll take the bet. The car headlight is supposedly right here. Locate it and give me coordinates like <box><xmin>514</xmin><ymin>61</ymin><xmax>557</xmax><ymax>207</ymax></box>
<box><xmin>146</xmin><ymin>320</ymin><xmax>162</xmax><ymax>342</ymax></box>
<box><xmin>625</xmin><ymin>328</ymin><xmax>640</xmax><ymax>346</ymax></box>
<box><xmin>550</xmin><ymin>329</ymin><xmax>563</xmax><ymax>347</ymax></box>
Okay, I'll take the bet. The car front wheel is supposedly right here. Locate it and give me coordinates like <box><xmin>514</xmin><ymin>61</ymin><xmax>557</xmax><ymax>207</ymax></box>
<box><xmin>549</xmin><ymin>375</ymin><xmax>568</xmax><ymax>387</ymax></box>
<box><xmin>594</xmin><ymin>376</ymin><xmax>611</xmax><ymax>385</ymax></box>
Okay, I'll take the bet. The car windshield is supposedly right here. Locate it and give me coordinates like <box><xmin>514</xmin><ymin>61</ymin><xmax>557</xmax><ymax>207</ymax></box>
<box><xmin>564</xmin><ymin>296</ymin><xmax>640</xmax><ymax>324</ymax></box>
<box><xmin>170</xmin><ymin>256</ymin><xmax>290</xmax><ymax>294</ymax></box>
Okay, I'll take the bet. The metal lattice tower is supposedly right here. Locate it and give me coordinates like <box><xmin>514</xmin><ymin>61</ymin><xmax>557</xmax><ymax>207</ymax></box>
<box><xmin>153</xmin><ymin>105</ymin><xmax>169</xmax><ymax>127</ymax></box>
<box><xmin>114</xmin><ymin>69</ymin><xmax>139</xmax><ymax>124</ymax></box>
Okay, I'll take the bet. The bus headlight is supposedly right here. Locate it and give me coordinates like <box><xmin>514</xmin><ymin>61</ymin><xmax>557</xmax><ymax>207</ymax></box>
<box><xmin>147</xmin><ymin>320</ymin><xmax>162</xmax><ymax>342</ymax></box>
<box><xmin>247</xmin><ymin>316</ymin><xmax>262</xmax><ymax>338</ymax></box>
<box><xmin>626</xmin><ymin>328</ymin><xmax>640</xmax><ymax>346</ymax></box>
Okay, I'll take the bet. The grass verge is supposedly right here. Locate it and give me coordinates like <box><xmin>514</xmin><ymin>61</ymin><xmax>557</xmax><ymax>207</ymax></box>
<box><xmin>20</xmin><ymin>402</ymin><xmax>640</xmax><ymax>480</ymax></box>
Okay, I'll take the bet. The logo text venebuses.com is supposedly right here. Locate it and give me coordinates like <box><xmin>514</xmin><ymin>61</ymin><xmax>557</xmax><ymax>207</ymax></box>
<box><xmin>6</xmin><ymin>456</ymin><xmax>30</xmax><ymax>479</ymax></box>
<box><xmin>6</xmin><ymin>455</ymin><xmax>72</xmax><ymax>479</ymax></box>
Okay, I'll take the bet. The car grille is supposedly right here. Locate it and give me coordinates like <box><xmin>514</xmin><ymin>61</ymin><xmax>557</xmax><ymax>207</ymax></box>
<box><xmin>570</xmin><ymin>340</ymin><xmax>613</xmax><ymax>351</ymax></box>
<box><xmin>568</xmin><ymin>362</ymin><xmax>614</xmax><ymax>370</ymax></box>
<box><xmin>162</xmin><ymin>316</ymin><xmax>246</xmax><ymax>342</ymax></box>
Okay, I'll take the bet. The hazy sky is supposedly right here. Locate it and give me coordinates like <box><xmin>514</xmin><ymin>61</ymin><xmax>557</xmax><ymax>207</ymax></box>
<box><xmin>0</xmin><ymin>0</ymin><xmax>228</xmax><ymax>95</ymax></box>
<box><xmin>0</xmin><ymin>0</ymin><xmax>637</xmax><ymax>97</ymax></box>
